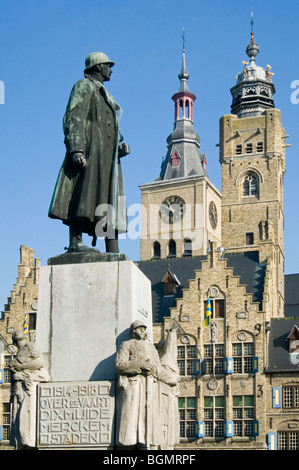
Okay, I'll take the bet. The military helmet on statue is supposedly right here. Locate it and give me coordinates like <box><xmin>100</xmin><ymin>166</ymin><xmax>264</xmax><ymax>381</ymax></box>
<box><xmin>84</xmin><ymin>52</ymin><xmax>115</xmax><ymax>71</ymax></box>
<box><xmin>130</xmin><ymin>320</ymin><xmax>147</xmax><ymax>333</ymax></box>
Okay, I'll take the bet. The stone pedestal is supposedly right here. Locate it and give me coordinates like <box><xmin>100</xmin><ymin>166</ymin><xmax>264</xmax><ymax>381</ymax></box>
<box><xmin>35</xmin><ymin>258</ymin><xmax>153</xmax><ymax>382</ymax></box>
<box><xmin>37</xmin><ymin>381</ymin><xmax>115</xmax><ymax>449</ymax></box>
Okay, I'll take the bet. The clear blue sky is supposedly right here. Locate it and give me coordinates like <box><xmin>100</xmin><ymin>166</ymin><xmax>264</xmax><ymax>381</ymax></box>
<box><xmin>0</xmin><ymin>0</ymin><xmax>298</xmax><ymax>308</ymax></box>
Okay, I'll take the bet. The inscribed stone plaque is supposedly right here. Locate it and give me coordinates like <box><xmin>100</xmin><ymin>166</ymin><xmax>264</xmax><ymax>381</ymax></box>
<box><xmin>37</xmin><ymin>381</ymin><xmax>115</xmax><ymax>448</ymax></box>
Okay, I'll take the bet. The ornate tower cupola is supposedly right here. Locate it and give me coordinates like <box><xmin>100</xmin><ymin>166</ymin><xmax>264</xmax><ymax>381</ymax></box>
<box><xmin>157</xmin><ymin>43</ymin><xmax>206</xmax><ymax>181</ymax></box>
<box><xmin>230</xmin><ymin>12</ymin><xmax>276</xmax><ymax>118</ymax></box>
<box><xmin>172</xmin><ymin>49</ymin><xmax>195</xmax><ymax>119</ymax></box>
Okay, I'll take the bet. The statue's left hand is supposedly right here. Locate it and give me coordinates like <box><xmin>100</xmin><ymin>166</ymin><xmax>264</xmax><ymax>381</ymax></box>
<box><xmin>118</xmin><ymin>143</ymin><xmax>130</xmax><ymax>158</ymax></box>
<box><xmin>140</xmin><ymin>361</ymin><xmax>156</xmax><ymax>376</ymax></box>
<box><xmin>72</xmin><ymin>152</ymin><xmax>87</xmax><ymax>168</ymax></box>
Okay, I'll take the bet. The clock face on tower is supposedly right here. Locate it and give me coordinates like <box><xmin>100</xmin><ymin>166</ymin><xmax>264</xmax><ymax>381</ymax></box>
<box><xmin>160</xmin><ymin>195</ymin><xmax>185</xmax><ymax>224</ymax></box>
<box><xmin>209</xmin><ymin>201</ymin><xmax>218</xmax><ymax>229</ymax></box>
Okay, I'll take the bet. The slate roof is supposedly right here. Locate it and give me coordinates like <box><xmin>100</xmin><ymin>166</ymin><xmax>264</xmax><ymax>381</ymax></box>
<box><xmin>137</xmin><ymin>256</ymin><xmax>205</xmax><ymax>323</ymax></box>
<box><xmin>224</xmin><ymin>251</ymin><xmax>266</xmax><ymax>307</ymax></box>
<box><xmin>285</xmin><ymin>274</ymin><xmax>299</xmax><ymax>317</ymax></box>
<box><xmin>137</xmin><ymin>250</ymin><xmax>266</xmax><ymax>323</ymax></box>
<box><xmin>266</xmin><ymin>317</ymin><xmax>299</xmax><ymax>373</ymax></box>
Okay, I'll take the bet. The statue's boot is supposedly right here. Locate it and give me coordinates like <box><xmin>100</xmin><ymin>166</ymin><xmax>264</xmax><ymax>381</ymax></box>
<box><xmin>105</xmin><ymin>232</ymin><xmax>119</xmax><ymax>253</ymax></box>
<box><xmin>67</xmin><ymin>224</ymin><xmax>99</xmax><ymax>253</ymax></box>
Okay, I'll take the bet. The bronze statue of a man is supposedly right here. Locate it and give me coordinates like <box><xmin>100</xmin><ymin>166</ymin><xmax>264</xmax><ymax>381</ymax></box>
<box><xmin>48</xmin><ymin>52</ymin><xmax>130</xmax><ymax>253</ymax></box>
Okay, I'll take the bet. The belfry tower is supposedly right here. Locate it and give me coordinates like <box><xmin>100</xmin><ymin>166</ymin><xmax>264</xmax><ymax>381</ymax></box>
<box><xmin>219</xmin><ymin>19</ymin><xmax>289</xmax><ymax>317</ymax></box>
<box><xmin>140</xmin><ymin>45</ymin><xmax>221</xmax><ymax>261</ymax></box>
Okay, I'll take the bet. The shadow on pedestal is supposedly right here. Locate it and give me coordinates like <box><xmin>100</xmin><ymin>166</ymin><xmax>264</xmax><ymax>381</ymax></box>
<box><xmin>89</xmin><ymin>329</ymin><xmax>130</xmax><ymax>381</ymax></box>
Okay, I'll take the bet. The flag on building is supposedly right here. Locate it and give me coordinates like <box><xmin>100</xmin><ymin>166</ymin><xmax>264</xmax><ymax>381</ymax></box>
<box><xmin>204</xmin><ymin>296</ymin><xmax>212</xmax><ymax>327</ymax></box>
<box><xmin>23</xmin><ymin>310</ymin><xmax>28</xmax><ymax>334</ymax></box>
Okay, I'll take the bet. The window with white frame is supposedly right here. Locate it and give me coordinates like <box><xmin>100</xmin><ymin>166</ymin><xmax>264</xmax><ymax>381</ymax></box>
<box><xmin>177</xmin><ymin>344</ymin><xmax>196</xmax><ymax>376</ymax></box>
<box><xmin>233</xmin><ymin>342</ymin><xmax>254</xmax><ymax>373</ymax></box>
<box><xmin>204</xmin><ymin>344</ymin><xmax>225</xmax><ymax>374</ymax></box>
<box><xmin>204</xmin><ymin>298</ymin><xmax>225</xmax><ymax>319</ymax></box>
<box><xmin>4</xmin><ymin>355</ymin><xmax>13</xmax><ymax>383</ymax></box>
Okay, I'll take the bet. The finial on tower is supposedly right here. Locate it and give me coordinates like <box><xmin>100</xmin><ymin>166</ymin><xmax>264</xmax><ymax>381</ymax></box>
<box><xmin>178</xmin><ymin>28</ymin><xmax>190</xmax><ymax>90</ymax></box>
<box><xmin>250</xmin><ymin>8</ymin><xmax>254</xmax><ymax>38</ymax></box>
<box><xmin>246</xmin><ymin>8</ymin><xmax>259</xmax><ymax>60</ymax></box>
<box><xmin>181</xmin><ymin>27</ymin><xmax>186</xmax><ymax>52</ymax></box>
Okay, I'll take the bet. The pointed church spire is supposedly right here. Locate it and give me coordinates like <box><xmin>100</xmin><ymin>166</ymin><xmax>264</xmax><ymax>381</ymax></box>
<box><xmin>178</xmin><ymin>50</ymin><xmax>191</xmax><ymax>92</ymax></box>
<box><xmin>157</xmin><ymin>34</ymin><xmax>207</xmax><ymax>181</ymax></box>
<box><xmin>178</xmin><ymin>29</ymin><xmax>190</xmax><ymax>93</ymax></box>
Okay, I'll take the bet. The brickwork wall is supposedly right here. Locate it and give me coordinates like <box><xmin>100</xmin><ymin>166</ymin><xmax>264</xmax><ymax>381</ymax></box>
<box><xmin>140</xmin><ymin>177</ymin><xmax>221</xmax><ymax>260</ymax></box>
<box><xmin>220</xmin><ymin>109</ymin><xmax>286</xmax><ymax>317</ymax></box>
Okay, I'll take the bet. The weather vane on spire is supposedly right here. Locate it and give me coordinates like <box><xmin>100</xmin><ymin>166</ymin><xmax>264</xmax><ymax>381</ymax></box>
<box><xmin>181</xmin><ymin>27</ymin><xmax>186</xmax><ymax>52</ymax></box>
<box><xmin>250</xmin><ymin>8</ymin><xmax>255</xmax><ymax>43</ymax></box>
<box><xmin>250</xmin><ymin>8</ymin><xmax>254</xmax><ymax>33</ymax></box>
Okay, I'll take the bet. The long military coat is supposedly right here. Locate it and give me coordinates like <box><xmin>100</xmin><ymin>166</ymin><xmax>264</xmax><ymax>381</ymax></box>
<box><xmin>115</xmin><ymin>338</ymin><xmax>163</xmax><ymax>447</ymax></box>
<box><xmin>48</xmin><ymin>75</ymin><xmax>127</xmax><ymax>236</ymax></box>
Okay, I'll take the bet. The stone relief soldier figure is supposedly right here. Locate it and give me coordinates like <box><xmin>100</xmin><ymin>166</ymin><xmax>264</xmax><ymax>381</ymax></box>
<box><xmin>10</xmin><ymin>331</ymin><xmax>50</xmax><ymax>450</ymax></box>
<box><xmin>115</xmin><ymin>321</ymin><xmax>179</xmax><ymax>448</ymax></box>
<box><xmin>48</xmin><ymin>52</ymin><xmax>130</xmax><ymax>253</ymax></box>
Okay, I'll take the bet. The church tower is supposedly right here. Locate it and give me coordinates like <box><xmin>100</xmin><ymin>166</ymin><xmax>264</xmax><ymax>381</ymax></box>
<box><xmin>140</xmin><ymin>46</ymin><xmax>221</xmax><ymax>261</ymax></box>
<box><xmin>219</xmin><ymin>20</ymin><xmax>289</xmax><ymax>317</ymax></box>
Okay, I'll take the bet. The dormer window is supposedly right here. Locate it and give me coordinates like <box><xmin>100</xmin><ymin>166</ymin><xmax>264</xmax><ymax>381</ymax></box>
<box><xmin>287</xmin><ymin>326</ymin><xmax>299</xmax><ymax>353</ymax></box>
<box><xmin>171</xmin><ymin>150</ymin><xmax>180</xmax><ymax>167</ymax></box>
<box><xmin>162</xmin><ymin>269</ymin><xmax>180</xmax><ymax>296</ymax></box>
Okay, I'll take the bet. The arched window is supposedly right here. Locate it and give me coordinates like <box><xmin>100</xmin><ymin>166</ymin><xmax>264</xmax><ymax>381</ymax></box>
<box><xmin>243</xmin><ymin>172</ymin><xmax>258</xmax><ymax>197</ymax></box>
<box><xmin>152</xmin><ymin>241</ymin><xmax>161</xmax><ymax>259</ymax></box>
<box><xmin>185</xmin><ymin>100</ymin><xmax>190</xmax><ymax>118</ymax></box>
<box><xmin>167</xmin><ymin>239</ymin><xmax>176</xmax><ymax>258</ymax></box>
<box><xmin>183</xmin><ymin>238</ymin><xmax>192</xmax><ymax>257</ymax></box>
<box><xmin>179</xmin><ymin>99</ymin><xmax>184</xmax><ymax>118</ymax></box>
